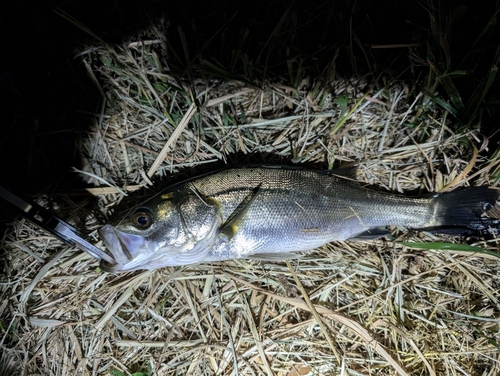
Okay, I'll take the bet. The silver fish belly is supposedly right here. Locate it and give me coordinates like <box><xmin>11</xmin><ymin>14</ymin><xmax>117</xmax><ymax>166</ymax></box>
<box><xmin>98</xmin><ymin>166</ymin><xmax>499</xmax><ymax>272</ymax></box>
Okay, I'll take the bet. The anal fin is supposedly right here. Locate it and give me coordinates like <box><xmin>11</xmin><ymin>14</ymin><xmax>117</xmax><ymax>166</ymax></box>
<box><xmin>348</xmin><ymin>227</ymin><xmax>390</xmax><ymax>241</ymax></box>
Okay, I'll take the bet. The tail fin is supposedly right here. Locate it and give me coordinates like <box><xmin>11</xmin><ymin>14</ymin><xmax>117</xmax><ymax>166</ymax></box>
<box><xmin>427</xmin><ymin>186</ymin><xmax>500</xmax><ymax>237</ymax></box>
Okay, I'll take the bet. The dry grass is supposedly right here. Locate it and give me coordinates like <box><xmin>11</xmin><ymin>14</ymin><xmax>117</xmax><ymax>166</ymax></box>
<box><xmin>2</xmin><ymin>23</ymin><xmax>500</xmax><ymax>376</ymax></box>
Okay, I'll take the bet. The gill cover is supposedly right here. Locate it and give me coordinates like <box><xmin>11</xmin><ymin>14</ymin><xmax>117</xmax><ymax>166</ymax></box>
<box><xmin>100</xmin><ymin>187</ymin><xmax>222</xmax><ymax>272</ymax></box>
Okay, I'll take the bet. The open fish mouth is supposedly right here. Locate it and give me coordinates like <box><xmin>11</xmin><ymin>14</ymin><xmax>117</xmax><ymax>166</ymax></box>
<box><xmin>97</xmin><ymin>218</ymin><xmax>222</xmax><ymax>272</ymax></box>
<box><xmin>98</xmin><ymin>224</ymin><xmax>147</xmax><ymax>272</ymax></box>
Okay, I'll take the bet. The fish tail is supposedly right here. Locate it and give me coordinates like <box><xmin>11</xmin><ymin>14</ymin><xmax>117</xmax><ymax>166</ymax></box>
<box><xmin>428</xmin><ymin>186</ymin><xmax>500</xmax><ymax>236</ymax></box>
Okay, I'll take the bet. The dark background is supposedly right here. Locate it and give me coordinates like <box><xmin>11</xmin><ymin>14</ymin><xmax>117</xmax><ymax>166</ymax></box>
<box><xmin>0</xmin><ymin>0</ymin><xmax>499</xmax><ymax>195</ymax></box>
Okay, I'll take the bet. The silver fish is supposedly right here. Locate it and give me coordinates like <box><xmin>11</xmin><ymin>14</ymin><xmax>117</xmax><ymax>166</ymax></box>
<box><xmin>98</xmin><ymin>166</ymin><xmax>499</xmax><ymax>272</ymax></box>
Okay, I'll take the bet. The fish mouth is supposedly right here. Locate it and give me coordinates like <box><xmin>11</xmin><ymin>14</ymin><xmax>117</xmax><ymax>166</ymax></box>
<box><xmin>98</xmin><ymin>220</ymin><xmax>220</xmax><ymax>271</ymax></box>
<box><xmin>98</xmin><ymin>224</ymin><xmax>145</xmax><ymax>272</ymax></box>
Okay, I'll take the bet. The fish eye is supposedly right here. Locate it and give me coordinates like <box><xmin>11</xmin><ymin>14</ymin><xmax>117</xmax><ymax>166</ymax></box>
<box><xmin>132</xmin><ymin>209</ymin><xmax>153</xmax><ymax>229</ymax></box>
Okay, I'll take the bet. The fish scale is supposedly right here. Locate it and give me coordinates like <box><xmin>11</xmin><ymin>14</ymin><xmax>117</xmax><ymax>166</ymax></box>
<box><xmin>194</xmin><ymin>167</ymin><xmax>432</xmax><ymax>260</ymax></box>
<box><xmin>98</xmin><ymin>166</ymin><xmax>500</xmax><ymax>272</ymax></box>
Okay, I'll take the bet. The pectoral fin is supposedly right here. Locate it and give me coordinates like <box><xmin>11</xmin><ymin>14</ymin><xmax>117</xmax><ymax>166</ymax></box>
<box><xmin>220</xmin><ymin>184</ymin><xmax>261</xmax><ymax>240</ymax></box>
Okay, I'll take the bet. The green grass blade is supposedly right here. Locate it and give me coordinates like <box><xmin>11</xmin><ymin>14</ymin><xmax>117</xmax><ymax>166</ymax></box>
<box><xmin>424</xmin><ymin>93</ymin><xmax>459</xmax><ymax>117</ymax></box>
<box><xmin>400</xmin><ymin>242</ymin><xmax>500</xmax><ymax>259</ymax></box>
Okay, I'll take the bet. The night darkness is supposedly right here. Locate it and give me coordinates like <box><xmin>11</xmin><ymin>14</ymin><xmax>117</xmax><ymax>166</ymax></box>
<box><xmin>0</xmin><ymin>0</ymin><xmax>499</xmax><ymax>196</ymax></box>
<box><xmin>2</xmin><ymin>2</ymin><xmax>500</xmax><ymax>373</ymax></box>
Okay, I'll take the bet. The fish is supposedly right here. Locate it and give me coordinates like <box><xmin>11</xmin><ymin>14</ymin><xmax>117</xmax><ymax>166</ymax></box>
<box><xmin>98</xmin><ymin>166</ymin><xmax>499</xmax><ymax>272</ymax></box>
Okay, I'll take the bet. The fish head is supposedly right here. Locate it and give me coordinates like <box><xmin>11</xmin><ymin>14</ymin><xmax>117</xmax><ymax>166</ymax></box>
<box><xmin>99</xmin><ymin>187</ymin><xmax>222</xmax><ymax>272</ymax></box>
